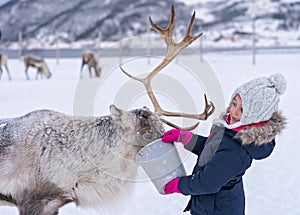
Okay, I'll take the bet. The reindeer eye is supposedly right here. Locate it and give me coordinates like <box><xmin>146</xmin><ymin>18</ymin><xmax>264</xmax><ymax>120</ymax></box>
<box><xmin>143</xmin><ymin>131</ymin><xmax>154</xmax><ymax>141</ymax></box>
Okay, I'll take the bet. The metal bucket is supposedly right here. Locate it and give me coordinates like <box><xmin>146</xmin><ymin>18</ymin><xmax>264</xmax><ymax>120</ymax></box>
<box><xmin>136</xmin><ymin>139</ymin><xmax>187</xmax><ymax>195</ymax></box>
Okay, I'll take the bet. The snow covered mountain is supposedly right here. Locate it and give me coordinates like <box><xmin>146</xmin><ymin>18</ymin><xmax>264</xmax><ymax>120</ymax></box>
<box><xmin>0</xmin><ymin>0</ymin><xmax>198</xmax><ymax>43</ymax></box>
<box><xmin>194</xmin><ymin>0</ymin><xmax>300</xmax><ymax>47</ymax></box>
<box><xmin>0</xmin><ymin>0</ymin><xmax>299</xmax><ymax>49</ymax></box>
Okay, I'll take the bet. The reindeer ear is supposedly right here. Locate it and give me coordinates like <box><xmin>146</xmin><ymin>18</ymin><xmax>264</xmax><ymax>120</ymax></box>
<box><xmin>109</xmin><ymin>105</ymin><xmax>133</xmax><ymax>129</ymax></box>
<box><xmin>142</xmin><ymin>106</ymin><xmax>150</xmax><ymax>111</ymax></box>
<box><xmin>110</xmin><ymin>105</ymin><xmax>122</xmax><ymax>118</ymax></box>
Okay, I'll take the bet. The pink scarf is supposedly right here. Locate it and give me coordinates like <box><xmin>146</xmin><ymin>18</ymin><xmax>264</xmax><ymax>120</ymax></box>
<box><xmin>226</xmin><ymin>114</ymin><xmax>268</xmax><ymax>132</ymax></box>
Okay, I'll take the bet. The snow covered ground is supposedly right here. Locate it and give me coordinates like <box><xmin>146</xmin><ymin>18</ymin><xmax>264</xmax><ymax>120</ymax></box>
<box><xmin>0</xmin><ymin>51</ymin><xmax>299</xmax><ymax>215</ymax></box>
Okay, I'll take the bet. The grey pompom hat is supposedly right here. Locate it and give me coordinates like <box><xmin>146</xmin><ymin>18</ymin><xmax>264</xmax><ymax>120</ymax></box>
<box><xmin>228</xmin><ymin>73</ymin><xmax>286</xmax><ymax>127</ymax></box>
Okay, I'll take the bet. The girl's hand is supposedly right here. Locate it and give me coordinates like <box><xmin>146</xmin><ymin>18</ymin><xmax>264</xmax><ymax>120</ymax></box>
<box><xmin>162</xmin><ymin>129</ymin><xmax>194</xmax><ymax>145</ymax></box>
<box><xmin>162</xmin><ymin>129</ymin><xmax>181</xmax><ymax>143</ymax></box>
<box><xmin>164</xmin><ymin>178</ymin><xmax>181</xmax><ymax>194</ymax></box>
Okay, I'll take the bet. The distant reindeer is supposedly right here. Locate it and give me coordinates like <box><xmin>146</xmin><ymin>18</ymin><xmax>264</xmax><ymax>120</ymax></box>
<box><xmin>0</xmin><ymin>5</ymin><xmax>214</xmax><ymax>215</ymax></box>
<box><xmin>80</xmin><ymin>51</ymin><xmax>101</xmax><ymax>78</ymax></box>
<box><xmin>0</xmin><ymin>54</ymin><xmax>12</xmax><ymax>80</ymax></box>
<box><xmin>23</xmin><ymin>55</ymin><xmax>51</xmax><ymax>80</ymax></box>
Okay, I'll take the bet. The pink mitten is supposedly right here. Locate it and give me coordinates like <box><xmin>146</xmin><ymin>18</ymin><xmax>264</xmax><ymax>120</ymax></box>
<box><xmin>162</xmin><ymin>129</ymin><xmax>181</xmax><ymax>143</ymax></box>
<box><xmin>164</xmin><ymin>178</ymin><xmax>181</xmax><ymax>194</ymax></box>
<box><xmin>162</xmin><ymin>129</ymin><xmax>193</xmax><ymax>145</ymax></box>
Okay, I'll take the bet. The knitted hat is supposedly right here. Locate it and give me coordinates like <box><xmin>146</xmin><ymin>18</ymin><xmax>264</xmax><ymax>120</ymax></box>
<box><xmin>228</xmin><ymin>73</ymin><xmax>286</xmax><ymax>127</ymax></box>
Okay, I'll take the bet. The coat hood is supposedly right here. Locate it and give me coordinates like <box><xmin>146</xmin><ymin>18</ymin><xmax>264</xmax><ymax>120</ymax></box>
<box><xmin>236</xmin><ymin>111</ymin><xmax>286</xmax><ymax>160</ymax></box>
<box><xmin>214</xmin><ymin>111</ymin><xmax>286</xmax><ymax>160</ymax></box>
<box><xmin>235</xmin><ymin>111</ymin><xmax>286</xmax><ymax>145</ymax></box>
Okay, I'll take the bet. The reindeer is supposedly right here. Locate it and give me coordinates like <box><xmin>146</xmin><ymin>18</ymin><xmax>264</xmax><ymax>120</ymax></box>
<box><xmin>23</xmin><ymin>55</ymin><xmax>51</xmax><ymax>80</ymax></box>
<box><xmin>0</xmin><ymin>5</ymin><xmax>214</xmax><ymax>215</ymax></box>
<box><xmin>0</xmin><ymin>105</ymin><xmax>165</xmax><ymax>214</ymax></box>
<box><xmin>0</xmin><ymin>54</ymin><xmax>12</xmax><ymax>80</ymax></box>
<box><xmin>80</xmin><ymin>51</ymin><xmax>101</xmax><ymax>78</ymax></box>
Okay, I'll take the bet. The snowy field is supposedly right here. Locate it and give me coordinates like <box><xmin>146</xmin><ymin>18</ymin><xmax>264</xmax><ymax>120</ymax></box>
<box><xmin>0</xmin><ymin>51</ymin><xmax>299</xmax><ymax>215</ymax></box>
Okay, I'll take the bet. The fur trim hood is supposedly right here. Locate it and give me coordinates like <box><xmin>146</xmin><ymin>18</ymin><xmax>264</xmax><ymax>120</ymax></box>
<box><xmin>235</xmin><ymin>111</ymin><xmax>286</xmax><ymax>146</ymax></box>
<box><xmin>214</xmin><ymin>111</ymin><xmax>286</xmax><ymax>146</ymax></box>
<box><xmin>214</xmin><ymin>111</ymin><xmax>286</xmax><ymax>160</ymax></box>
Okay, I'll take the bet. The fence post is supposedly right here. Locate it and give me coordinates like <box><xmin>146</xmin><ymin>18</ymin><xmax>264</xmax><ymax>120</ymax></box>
<box><xmin>119</xmin><ymin>39</ymin><xmax>123</xmax><ymax>64</ymax></box>
<box><xmin>97</xmin><ymin>32</ymin><xmax>102</xmax><ymax>54</ymax></box>
<box><xmin>199</xmin><ymin>36</ymin><xmax>204</xmax><ymax>63</ymax></box>
<box><xmin>18</xmin><ymin>31</ymin><xmax>22</xmax><ymax>61</ymax></box>
<box><xmin>147</xmin><ymin>27</ymin><xmax>151</xmax><ymax>65</ymax></box>
<box><xmin>252</xmin><ymin>0</ymin><xmax>256</xmax><ymax>66</ymax></box>
<box><xmin>97</xmin><ymin>32</ymin><xmax>102</xmax><ymax>66</ymax></box>
<box><xmin>55</xmin><ymin>32</ymin><xmax>60</xmax><ymax>65</ymax></box>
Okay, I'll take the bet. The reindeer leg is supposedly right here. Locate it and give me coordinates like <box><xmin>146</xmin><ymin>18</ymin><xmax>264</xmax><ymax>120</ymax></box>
<box><xmin>5</xmin><ymin>64</ymin><xmax>12</xmax><ymax>81</ymax></box>
<box><xmin>17</xmin><ymin>184</ymin><xmax>72</xmax><ymax>215</ymax></box>
<box><xmin>94</xmin><ymin>66</ymin><xmax>101</xmax><ymax>77</ymax></box>
<box><xmin>98</xmin><ymin>67</ymin><xmax>102</xmax><ymax>77</ymax></box>
<box><xmin>18</xmin><ymin>198</ymin><xmax>60</xmax><ymax>215</ymax></box>
<box><xmin>93</xmin><ymin>66</ymin><xmax>96</xmax><ymax>77</ymax></box>
<box><xmin>0</xmin><ymin>67</ymin><xmax>2</xmax><ymax>80</ymax></box>
<box><xmin>80</xmin><ymin>62</ymin><xmax>84</xmax><ymax>79</ymax></box>
<box><xmin>36</xmin><ymin>69</ymin><xmax>42</xmax><ymax>80</ymax></box>
<box><xmin>25</xmin><ymin>66</ymin><xmax>30</xmax><ymax>80</ymax></box>
<box><xmin>88</xmin><ymin>66</ymin><xmax>92</xmax><ymax>78</ymax></box>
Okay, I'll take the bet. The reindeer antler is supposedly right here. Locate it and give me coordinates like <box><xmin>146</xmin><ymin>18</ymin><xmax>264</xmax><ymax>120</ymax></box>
<box><xmin>120</xmin><ymin>4</ymin><xmax>215</xmax><ymax>130</ymax></box>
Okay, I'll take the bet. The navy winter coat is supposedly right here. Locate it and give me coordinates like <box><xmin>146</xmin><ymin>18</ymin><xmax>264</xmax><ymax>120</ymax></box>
<box><xmin>178</xmin><ymin>112</ymin><xmax>286</xmax><ymax>215</ymax></box>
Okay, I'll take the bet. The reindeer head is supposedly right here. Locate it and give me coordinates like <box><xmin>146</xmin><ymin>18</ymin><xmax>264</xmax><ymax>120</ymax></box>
<box><xmin>110</xmin><ymin>105</ymin><xmax>165</xmax><ymax>147</ymax></box>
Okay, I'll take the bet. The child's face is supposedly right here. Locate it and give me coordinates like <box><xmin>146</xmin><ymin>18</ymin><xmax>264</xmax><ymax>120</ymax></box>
<box><xmin>229</xmin><ymin>95</ymin><xmax>243</xmax><ymax>124</ymax></box>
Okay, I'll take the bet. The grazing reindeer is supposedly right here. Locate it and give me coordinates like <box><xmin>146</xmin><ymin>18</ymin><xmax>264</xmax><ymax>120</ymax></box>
<box><xmin>80</xmin><ymin>51</ymin><xmax>101</xmax><ymax>78</ymax></box>
<box><xmin>0</xmin><ymin>5</ymin><xmax>215</xmax><ymax>215</ymax></box>
<box><xmin>23</xmin><ymin>55</ymin><xmax>51</xmax><ymax>80</ymax></box>
<box><xmin>0</xmin><ymin>54</ymin><xmax>12</xmax><ymax>80</ymax></box>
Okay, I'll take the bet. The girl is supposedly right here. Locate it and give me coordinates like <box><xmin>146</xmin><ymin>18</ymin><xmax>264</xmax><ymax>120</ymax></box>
<box><xmin>162</xmin><ymin>73</ymin><xmax>287</xmax><ymax>215</ymax></box>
